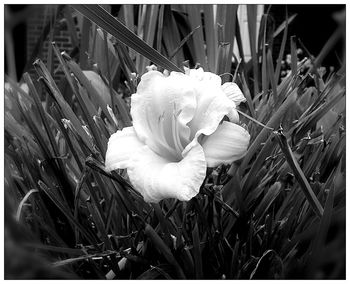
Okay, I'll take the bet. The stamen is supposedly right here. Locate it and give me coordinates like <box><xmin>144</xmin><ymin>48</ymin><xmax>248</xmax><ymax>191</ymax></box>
<box><xmin>145</xmin><ymin>106</ymin><xmax>178</xmax><ymax>160</ymax></box>
<box><xmin>157</xmin><ymin>111</ymin><xmax>167</xmax><ymax>142</ymax></box>
<box><xmin>158</xmin><ymin>111</ymin><xmax>179</xmax><ymax>157</ymax></box>
<box><xmin>171</xmin><ymin>103</ymin><xmax>184</xmax><ymax>156</ymax></box>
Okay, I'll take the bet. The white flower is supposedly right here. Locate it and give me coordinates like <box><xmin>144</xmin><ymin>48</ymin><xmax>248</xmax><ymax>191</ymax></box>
<box><xmin>105</xmin><ymin>67</ymin><xmax>250</xmax><ymax>203</ymax></box>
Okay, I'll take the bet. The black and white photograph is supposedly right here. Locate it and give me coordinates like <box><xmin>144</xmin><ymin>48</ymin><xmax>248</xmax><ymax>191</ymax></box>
<box><xmin>3</xmin><ymin>3</ymin><xmax>346</xmax><ymax>280</ymax></box>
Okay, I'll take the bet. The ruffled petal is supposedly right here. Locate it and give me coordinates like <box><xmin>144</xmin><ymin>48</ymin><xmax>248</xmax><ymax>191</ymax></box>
<box><xmin>186</xmin><ymin>79</ymin><xmax>236</xmax><ymax>152</ymax></box>
<box><xmin>201</xmin><ymin>121</ymin><xmax>250</xmax><ymax>168</ymax></box>
<box><xmin>187</xmin><ymin>67</ymin><xmax>222</xmax><ymax>87</ymax></box>
<box><xmin>221</xmin><ymin>82</ymin><xmax>246</xmax><ymax>106</ymax></box>
<box><xmin>105</xmin><ymin>127</ymin><xmax>144</xmax><ymax>171</ymax></box>
<box><xmin>131</xmin><ymin>70</ymin><xmax>197</xmax><ymax>161</ymax></box>
<box><xmin>127</xmin><ymin>142</ymin><xmax>207</xmax><ymax>203</ymax></box>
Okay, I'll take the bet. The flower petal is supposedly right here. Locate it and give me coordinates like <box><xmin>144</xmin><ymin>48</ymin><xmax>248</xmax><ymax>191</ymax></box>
<box><xmin>127</xmin><ymin>142</ymin><xmax>207</xmax><ymax>203</ymax></box>
<box><xmin>105</xmin><ymin>127</ymin><xmax>144</xmax><ymax>171</ymax></box>
<box><xmin>201</xmin><ymin>121</ymin><xmax>250</xmax><ymax>167</ymax></box>
<box><xmin>227</xmin><ymin>108</ymin><xmax>240</xmax><ymax>124</ymax></box>
<box><xmin>221</xmin><ymin>82</ymin><xmax>246</xmax><ymax>106</ymax></box>
<box><xmin>187</xmin><ymin>67</ymin><xmax>222</xmax><ymax>86</ymax></box>
<box><xmin>131</xmin><ymin>70</ymin><xmax>197</xmax><ymax>161</ymax></box>
<box><xmin>186</xmin><ymin>79</ymin><xmax>236</xmax><ymax>150</ymax></box>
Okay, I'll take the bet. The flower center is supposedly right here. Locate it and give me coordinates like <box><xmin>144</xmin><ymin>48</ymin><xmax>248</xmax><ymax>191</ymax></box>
<box><xmin>144</xmin><ymin>103</ymin><xmax>185</xmax><ymax>162</ymax></box>
<box><xmin>171</xmin><ymin>102</ymin><xmax>185</xmax><ymax>155</ymax></box>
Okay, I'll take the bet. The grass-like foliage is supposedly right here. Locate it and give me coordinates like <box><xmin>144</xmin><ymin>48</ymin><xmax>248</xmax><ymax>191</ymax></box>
<box><xmin>4</xmin><ymin>4</ymin><xmax>345</xmax><ymax>279</ymax></box>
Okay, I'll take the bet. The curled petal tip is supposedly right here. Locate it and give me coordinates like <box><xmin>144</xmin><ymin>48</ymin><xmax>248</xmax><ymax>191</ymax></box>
<box><xmin>222</xmin><ymin>82</ymin><xmax>246</xmax><ymax>106</ymax></box>
<box><xmin>146</xmin><ymin>64</ymin><xmax>157</xmax><ymax>72</ymax></box>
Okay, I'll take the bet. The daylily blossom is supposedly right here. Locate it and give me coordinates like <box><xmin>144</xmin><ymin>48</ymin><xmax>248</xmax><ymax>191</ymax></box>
<box><xmin>105</xmin><ymin>67</ymin><xmax>250</xmax><ymax>203</ymax></box>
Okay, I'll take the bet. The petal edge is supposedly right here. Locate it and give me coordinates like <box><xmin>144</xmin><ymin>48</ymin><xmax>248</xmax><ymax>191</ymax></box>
<box><xmin>222</xmin><ymin>82</ymin><xmax>246</xmax><ymax>106</ymax></box>
<box><xmin>127</xmin><ymin>142</ymin><xmax>206</xmax><ymax>203</ymax></box>
<box><xmin>105</xmin><ymin>127</ymin><xmax>144</xmax><ymax>171</ymax></box>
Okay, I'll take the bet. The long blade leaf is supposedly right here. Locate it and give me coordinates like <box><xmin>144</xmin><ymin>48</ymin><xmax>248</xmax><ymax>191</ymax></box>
<box><xmin>275</xmin><ymin>130</ymin><xmax>324</xmax><ymax>218</ymax></box>
<box><xmin>72</xmin><ymin>4</ymin><xmax>183</xmax><ymax>73</ymax></box>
